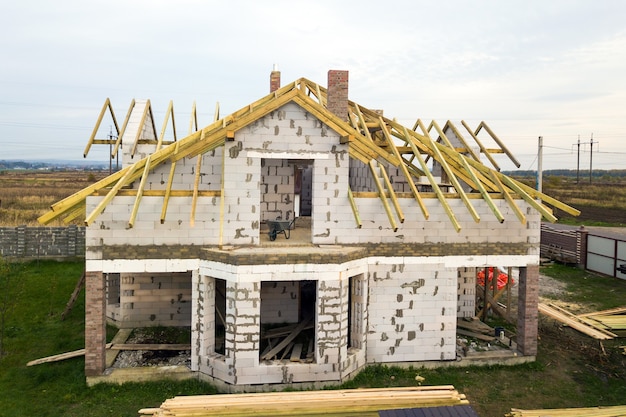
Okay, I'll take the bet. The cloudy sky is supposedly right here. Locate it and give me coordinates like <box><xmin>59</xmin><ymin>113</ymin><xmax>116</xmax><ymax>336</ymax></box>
<box><xmin>1</xmin><ymin>0</ymin><xmax>625</xmax><ymax>171</ymax></box>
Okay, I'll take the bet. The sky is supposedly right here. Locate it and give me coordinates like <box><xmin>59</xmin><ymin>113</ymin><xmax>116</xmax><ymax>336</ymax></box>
<box><xmin>1</xmin><ymin>0</ymin><xmax>625</xmax><ymax>172</ymax></box>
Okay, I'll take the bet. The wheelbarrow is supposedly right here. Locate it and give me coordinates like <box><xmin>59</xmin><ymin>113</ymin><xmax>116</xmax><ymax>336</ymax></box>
<box><xmin>267</xmin><ymin>218</ymin><xmax>296</xmax><ymax>241</ymax></box>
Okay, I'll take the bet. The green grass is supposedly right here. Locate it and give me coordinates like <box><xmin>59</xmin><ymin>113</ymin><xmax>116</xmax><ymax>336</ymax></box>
<box><xmin>1</xmin><ymin>260</ymin><xmax>625</xmax><ymax>417</ymax></box>
<box><xmin>0</xmin><ymin>260</ymin><xmax>215</xmax><ymax>417</ymax></box>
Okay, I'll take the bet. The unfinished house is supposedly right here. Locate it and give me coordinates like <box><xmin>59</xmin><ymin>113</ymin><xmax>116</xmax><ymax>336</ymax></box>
<box><xmin>40</xmin><ymin>69</ymin><xmax>579</xmax><ymax>391</ymax></box>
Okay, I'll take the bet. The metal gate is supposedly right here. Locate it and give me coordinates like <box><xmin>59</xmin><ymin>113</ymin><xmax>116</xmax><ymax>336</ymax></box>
<box><xmin>586</xmin><ymin>233</ymin><xmax>626</xmax><ymax>280</ymax></box>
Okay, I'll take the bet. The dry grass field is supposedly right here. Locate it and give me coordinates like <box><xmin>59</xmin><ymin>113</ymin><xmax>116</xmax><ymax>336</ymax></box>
<box><xmin>2</xmin><ymin>170</ymin><xmax>626</xmax><ymax>226</ymax></box>
<box><xmin>0</xmin><ymin>170</ymin><xmax>107</xmax><ymax>226</ymax></box>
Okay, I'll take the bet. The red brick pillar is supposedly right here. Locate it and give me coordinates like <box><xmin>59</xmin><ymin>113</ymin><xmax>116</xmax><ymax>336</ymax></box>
<box><xmin>517</xmin><ymin>264</ymin><xmax>539</xmax><ymax>356</ymax></box>
<box><xmin>270</xmin><ymin>67</ymin><xmax>281</xmax><ymax>93</ymax></box>
<box><xmin>85</xmin><ymin>270</ymin><xmax>106</xmax><ymax>376</ymax></box>
<box><xmin>327</xmin><ymin>70</ymin><xmax>349</xmax><ymax>121</ymax></box>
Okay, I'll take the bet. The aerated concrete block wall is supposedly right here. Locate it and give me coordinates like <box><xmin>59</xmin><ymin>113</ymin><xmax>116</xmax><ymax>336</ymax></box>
<box><xmin>114</xmin><ymin>271</ymin><xmax>192</xmax><ymax>328</ymax></box>
<box><xmin>457</xmin><ymin>267</ymin><xmax>476</xmax><ymax>318</ymax></box>
<box><xmin>261</xmin><ymin>159</ymin><xmax>295</xmax><ymax>222</ymax></box>
<box><xmin>260</xmin><ymin>281</ymin><xmax>299</xmax><ymax>324</ymax></box>
<box><xmin>193</xmin><ymin>259</ymin><xmax>369</xmax><ymax>389</ymax></box>
<box><xmin>349</xmin><ymin>159</ymin><xmax>410</xmax><ymax>193</ymax></box>
<box><xmin>366</xmin><ymin>260</ymin><xmax>457</xmax><ymax>363</ymax></box>
<box><xmin>333</xmin><ymin>197</ymin><xmax>541</xmax><ymax>247</ymax></box>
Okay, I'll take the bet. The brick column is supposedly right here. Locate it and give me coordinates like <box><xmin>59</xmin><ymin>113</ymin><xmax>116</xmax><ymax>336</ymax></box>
<box><xmin>517</xmin><ymin>264</ymin><xmax>539</xmax><ymax>356</ymax></box>
<box><xmin>85</xmin><ymin>270</ymin><xmax>106</xmax><ymax>376</ymax></box>
<box><xmin>327</xmin><ymin>70</ymin><xmax>349</xmax><ymax>121</ymax></box>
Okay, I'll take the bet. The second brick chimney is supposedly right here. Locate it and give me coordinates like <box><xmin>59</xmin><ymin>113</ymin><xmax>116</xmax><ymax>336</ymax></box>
<box><xmin>327</xmin><ymin>70</ymin><xmax>349</xmax><ymax>121</ymax></box>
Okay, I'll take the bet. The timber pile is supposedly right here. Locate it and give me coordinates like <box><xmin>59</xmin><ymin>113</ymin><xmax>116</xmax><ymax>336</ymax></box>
<box><xmin>577</xmin><ymin>306</ymin><xmax>626</xmax><ymax>335</ymax></box>
<box><xmin>260</xmin><ymin>317</ymin><xmax>314</xmax><ymax>362</ymax></box>
<box><xmin>507</xmin><ymin>404</ymin><xmax>626</xmax><ymax>416</ymax></box>
<box><xmin>138</xmin><ymin>386</ymin><xmax>469</xmax><ymax>417</ymax></box>
<box><xmin>538</xmin><ymin>303</ymin><xmax>617</xmax><ymax>340</ymax></box>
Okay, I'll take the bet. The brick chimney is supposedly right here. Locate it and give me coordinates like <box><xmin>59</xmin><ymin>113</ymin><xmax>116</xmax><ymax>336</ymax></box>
<box><xmin>270</xmin><ymin>65</ymin><xmax>281</xmax><ymax>93</ymax></box>
<box><xmin>327</xmin><ymin>70</ymin><xmax>349</xmax><ymax>121</ymax></box>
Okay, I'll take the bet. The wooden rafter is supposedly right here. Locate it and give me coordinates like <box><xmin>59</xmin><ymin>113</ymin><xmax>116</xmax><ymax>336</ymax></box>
<box><xmin>475</xmin><ymin>121</ymin><xmax>521</xmax><ymax>168</ymax></box>
<box><xmin>416</xmin><ymin>120</ymin><xmax>480</xmax><ymax>223</ymax></box>
<box><xmin>347</xmin><ymin>187</ymin><xmax>362</xmax><ymax>228</ymax></box>
<box><xmin>156</xmin><ymin>100</ymin><xmax>177</xmax><ymax>152</ymax></box>
<box><xmin>130</xmin><ymin>100</ymin><xmax>155</xmax><ymax>157</ymax></box>
<box><xmin>111</xmin><ymin>99</ymin><xmax>135</xmax><ymax>159</ymax></box>
<box><xmin>368</xmin><ymin>161</ymin><xmax>398</xmax><ymax>232</ymax></box>
<box><xmin>403</xmin><ymin>126</ymin><xmax>461</xmax><ymax>232</ymax></box>
<box><xmin>378</xmin><ymin>117</ymin><xmax>429</xmax><ymax>220</ymax></box>
<box><xmin>40</xmin><ymin>76</ymin><xmax>581</xmax><ymax>228</ymax></box>
<box><xmin>128</xmin><ymin>155</ymin><xmax>152</xmax><ymax>228</ymax></box>
<box><xmin>83</xmin><ymin>98</ymin><xmax>120</xmax><ymax>158</ymax></box>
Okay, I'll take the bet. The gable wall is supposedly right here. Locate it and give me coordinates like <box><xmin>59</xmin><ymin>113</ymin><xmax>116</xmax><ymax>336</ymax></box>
<box><xmin>220</xmin><ymin>102</ymin><xmax>348</xmax><ymax>246</ymax></box>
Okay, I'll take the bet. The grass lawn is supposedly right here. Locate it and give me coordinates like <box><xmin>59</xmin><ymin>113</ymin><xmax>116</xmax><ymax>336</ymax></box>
<box><xmin>0</xmin><ymin>260</ymin><xmax>625</xmax><ymax>417</ymax></box>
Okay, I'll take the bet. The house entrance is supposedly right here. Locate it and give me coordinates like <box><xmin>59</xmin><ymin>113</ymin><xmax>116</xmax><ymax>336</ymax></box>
<box><xmin>259</xmin><ymin>280</ymin><xmax>316</xmax><ymax>362</ymax></box>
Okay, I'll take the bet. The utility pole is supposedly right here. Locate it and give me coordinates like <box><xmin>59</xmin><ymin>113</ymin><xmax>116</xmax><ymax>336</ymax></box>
<box><xmin>589</xmin><ymin>133</ymin><xmax>594</xmax><ymax>184</ymax></box>
<box><xmin>572</xmin><ymin>134</ymin><xmax>597</xmax><ymax>185</ymax></box>
<box><xmin>537</xmin><ymin>136</ymin><xmax>543</xmax><ymax>193</ymax></box>
<box><xmin>576</xmin><ymin>135</ymin><xmax>580</xmax><ymax>184</ymax></box>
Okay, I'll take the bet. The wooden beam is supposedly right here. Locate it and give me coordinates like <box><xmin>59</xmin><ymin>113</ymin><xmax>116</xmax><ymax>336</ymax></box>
<box><xmin>190</xmin><ymin>155</ymin><xmax>203</xmax><ymax>227</ymax></box>
<box><xmin>458</xmin><ymin>155</ymin><xmax>505</xmax><ymax>223</ymax></box>
<box><xmin>85</xmin><ymin>161</ymin><xmax>143</xmax><ymax>226</ymax></box>
<box><xmin>378</xmin><ymin>161</ymin><xmax>404</xmax><ymax>224</ymax></box>
<box><xmin>444</xmin><ymin>121</ymin><xmax>481</xmax><ymax>162</ymax></box>
<box><xmin>128</xmin><ymin>155</ymin><xmax>152</xmax><ymax>228</ymax></box>
<box><xmin>416</xmin><ymin>119</ymin><xmax>481</xmax><ymax>223</ymax></box>
<box><xmin>461</xmin><ymin>120</ymin><xmax>501</xmax><ymax>171</ymax></box>
<box><xmin>111</xmin><ymin>99</ymin><xmax>135</xmax><ymax>158</ymax></box>
<box><xmin>488</xmin><ymin>169</ymin><xmax>526</xmax><ymax>225</ymax></box>
<box><xmin>161</xmin><ymin>141</ymin><xmax>179</xmax><ymax>224</ymax></box>
<box><xmin>379</xmin><ymin>116</ymin><xmax>429</xmax><ymax>220</ymax></box>
<box><xmin>499</xmin><ymin>174</ymin><xmax>558</xmax><ymax>223</ymax></box>
<box><xmin>347</xmin><ymin>187</ymin><xmax>362</xmax><ymax>228</ymax></box>
<box><xmin>84</xmin><ymin>98</ymin><xmax>119</xmax><ymax>158</ymax></box>
<box><xmin>403</xmin><ymin>126</ymin><xmax>461</xmax><ymax>232</ymax></box>
<box><xmin>476</xmin><ymin>121</ymin><xmax>521</xmax><ymax>168</ymax></box>
<box><xmin>156</xmin><ymin>100</ymin><xmax>177</xmax><ymax>152</ymax></box>
<box><xmin>130</xmin><ymin>99</ymin><xmax>156</xmax><ymax>158</ymax></box>
<box><xmin>368</xmin><ymin>160</ymin><xmax>398</xmax><ymax>232</ymax></box>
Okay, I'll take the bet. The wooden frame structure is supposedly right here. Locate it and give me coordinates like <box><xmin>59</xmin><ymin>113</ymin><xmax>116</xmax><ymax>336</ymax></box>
<box><xmin>39</xmin><ymin>78</ymin><xmax>580</xmax><ymax>228</ymax></box>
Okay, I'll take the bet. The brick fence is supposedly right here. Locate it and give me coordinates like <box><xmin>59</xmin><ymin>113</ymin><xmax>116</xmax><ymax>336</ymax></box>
<box><xmin>0</xmin><ymin>225</ymin><xmax>85</xmax><ymax>260</ymax></box>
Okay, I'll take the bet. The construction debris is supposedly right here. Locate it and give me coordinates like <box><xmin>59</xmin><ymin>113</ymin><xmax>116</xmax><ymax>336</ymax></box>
<box><xmin>507</xmin><ymin>404</ymin><xmax>626</xmax><ymax>417</ymax></box>
<box><xmin>538</xmin><ymin>303</ymin><xmax>617</xmax><ymax>340</ymax></box>
<box><xmin>138</xmin><ymin>386</ymin><xmax>469</xmax><ymax>417</ymax></box>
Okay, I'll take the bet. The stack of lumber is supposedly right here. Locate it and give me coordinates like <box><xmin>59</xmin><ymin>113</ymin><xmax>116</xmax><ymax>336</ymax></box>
<box><xmin>507</xmin><ymin>404</ymin><xmax>626</xmax><ymax>416</ymax></box>
<box><xmin>260</xmin><ymin>317</ymin><xmax>314</xmax><ymax>362</ymax></box>
<box><xmin>138</xmin><ymin>386</ymin><xmax>469</xmax><ymax>417</ymax></box>
<box><xmin>538</xmin><ymin>303</ymin><xmax>617</xmax><ymax>340</ymax></box>
<box><xmin>577</xmin><ymin>307</ymin><xmax>626</xmax><ymax>336</ymax></box>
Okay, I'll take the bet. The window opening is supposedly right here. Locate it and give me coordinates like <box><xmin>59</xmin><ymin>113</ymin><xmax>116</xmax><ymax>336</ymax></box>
<box><xmin>259</xmin><ymin>280</ymin><xmax>316</xmax><ymax>362</ymax></box>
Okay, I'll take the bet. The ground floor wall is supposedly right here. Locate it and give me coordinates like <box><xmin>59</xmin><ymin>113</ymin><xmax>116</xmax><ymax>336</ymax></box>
<box><xmin>85</xmin><ymin>254</ymin><xmax>538</xmax><ymax>387</ymax></box>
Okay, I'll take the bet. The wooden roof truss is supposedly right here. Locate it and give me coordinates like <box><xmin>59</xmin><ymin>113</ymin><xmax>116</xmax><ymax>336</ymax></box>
<box><xmin>39</xmin><ymin>78</ymin><xmax>579</xmax><ymax>230</ymax></box>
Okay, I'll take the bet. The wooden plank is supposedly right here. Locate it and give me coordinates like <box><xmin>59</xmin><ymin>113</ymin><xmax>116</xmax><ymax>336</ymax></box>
<box><xmin>457</xmin><ymin>328</ymin><xmax>496</xmax><ymax>342</ymax></box>
<box><xmin>290</xmin><ymin>343</ymin><xmax>303</xmax><ymax>362</ymax></box>
<box><xmin>261</xmin><ymin>317</ymin><xmax>312</xmax><ymax>360</ymax></box>
<box><xmin>139</xmin><ymin>386</ymin><xmax>470</xmax><ymax>416</ymax></box>
<box><xmin>60</xmin><ymin>271</ymin><xmax>85</xmax><ymax>320</ymax></box>
<box><xmin>538</xmin><ymin>303</ymin><xmax>616</xmax><ymax>339</ymax></box>
<box><xmin>109</xmin><ymin>344</ymin><xmax>191</xmax><ymax>351</ymax></box>
<box><xmin>27</xmin><ymin>343</ymin><xmax>112</xmax><ymax>366</ymax></box>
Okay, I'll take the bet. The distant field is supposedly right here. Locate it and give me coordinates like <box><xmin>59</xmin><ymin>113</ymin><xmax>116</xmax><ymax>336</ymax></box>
<box><xmin>1</xmin><ymin>170</ymin><xmax>626</xmax><ymax>226</ymax></box>
<box><xmin>0</xmin><ymin>170</ymin><xmax>107</xmax><ymax>226</ymax></box>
